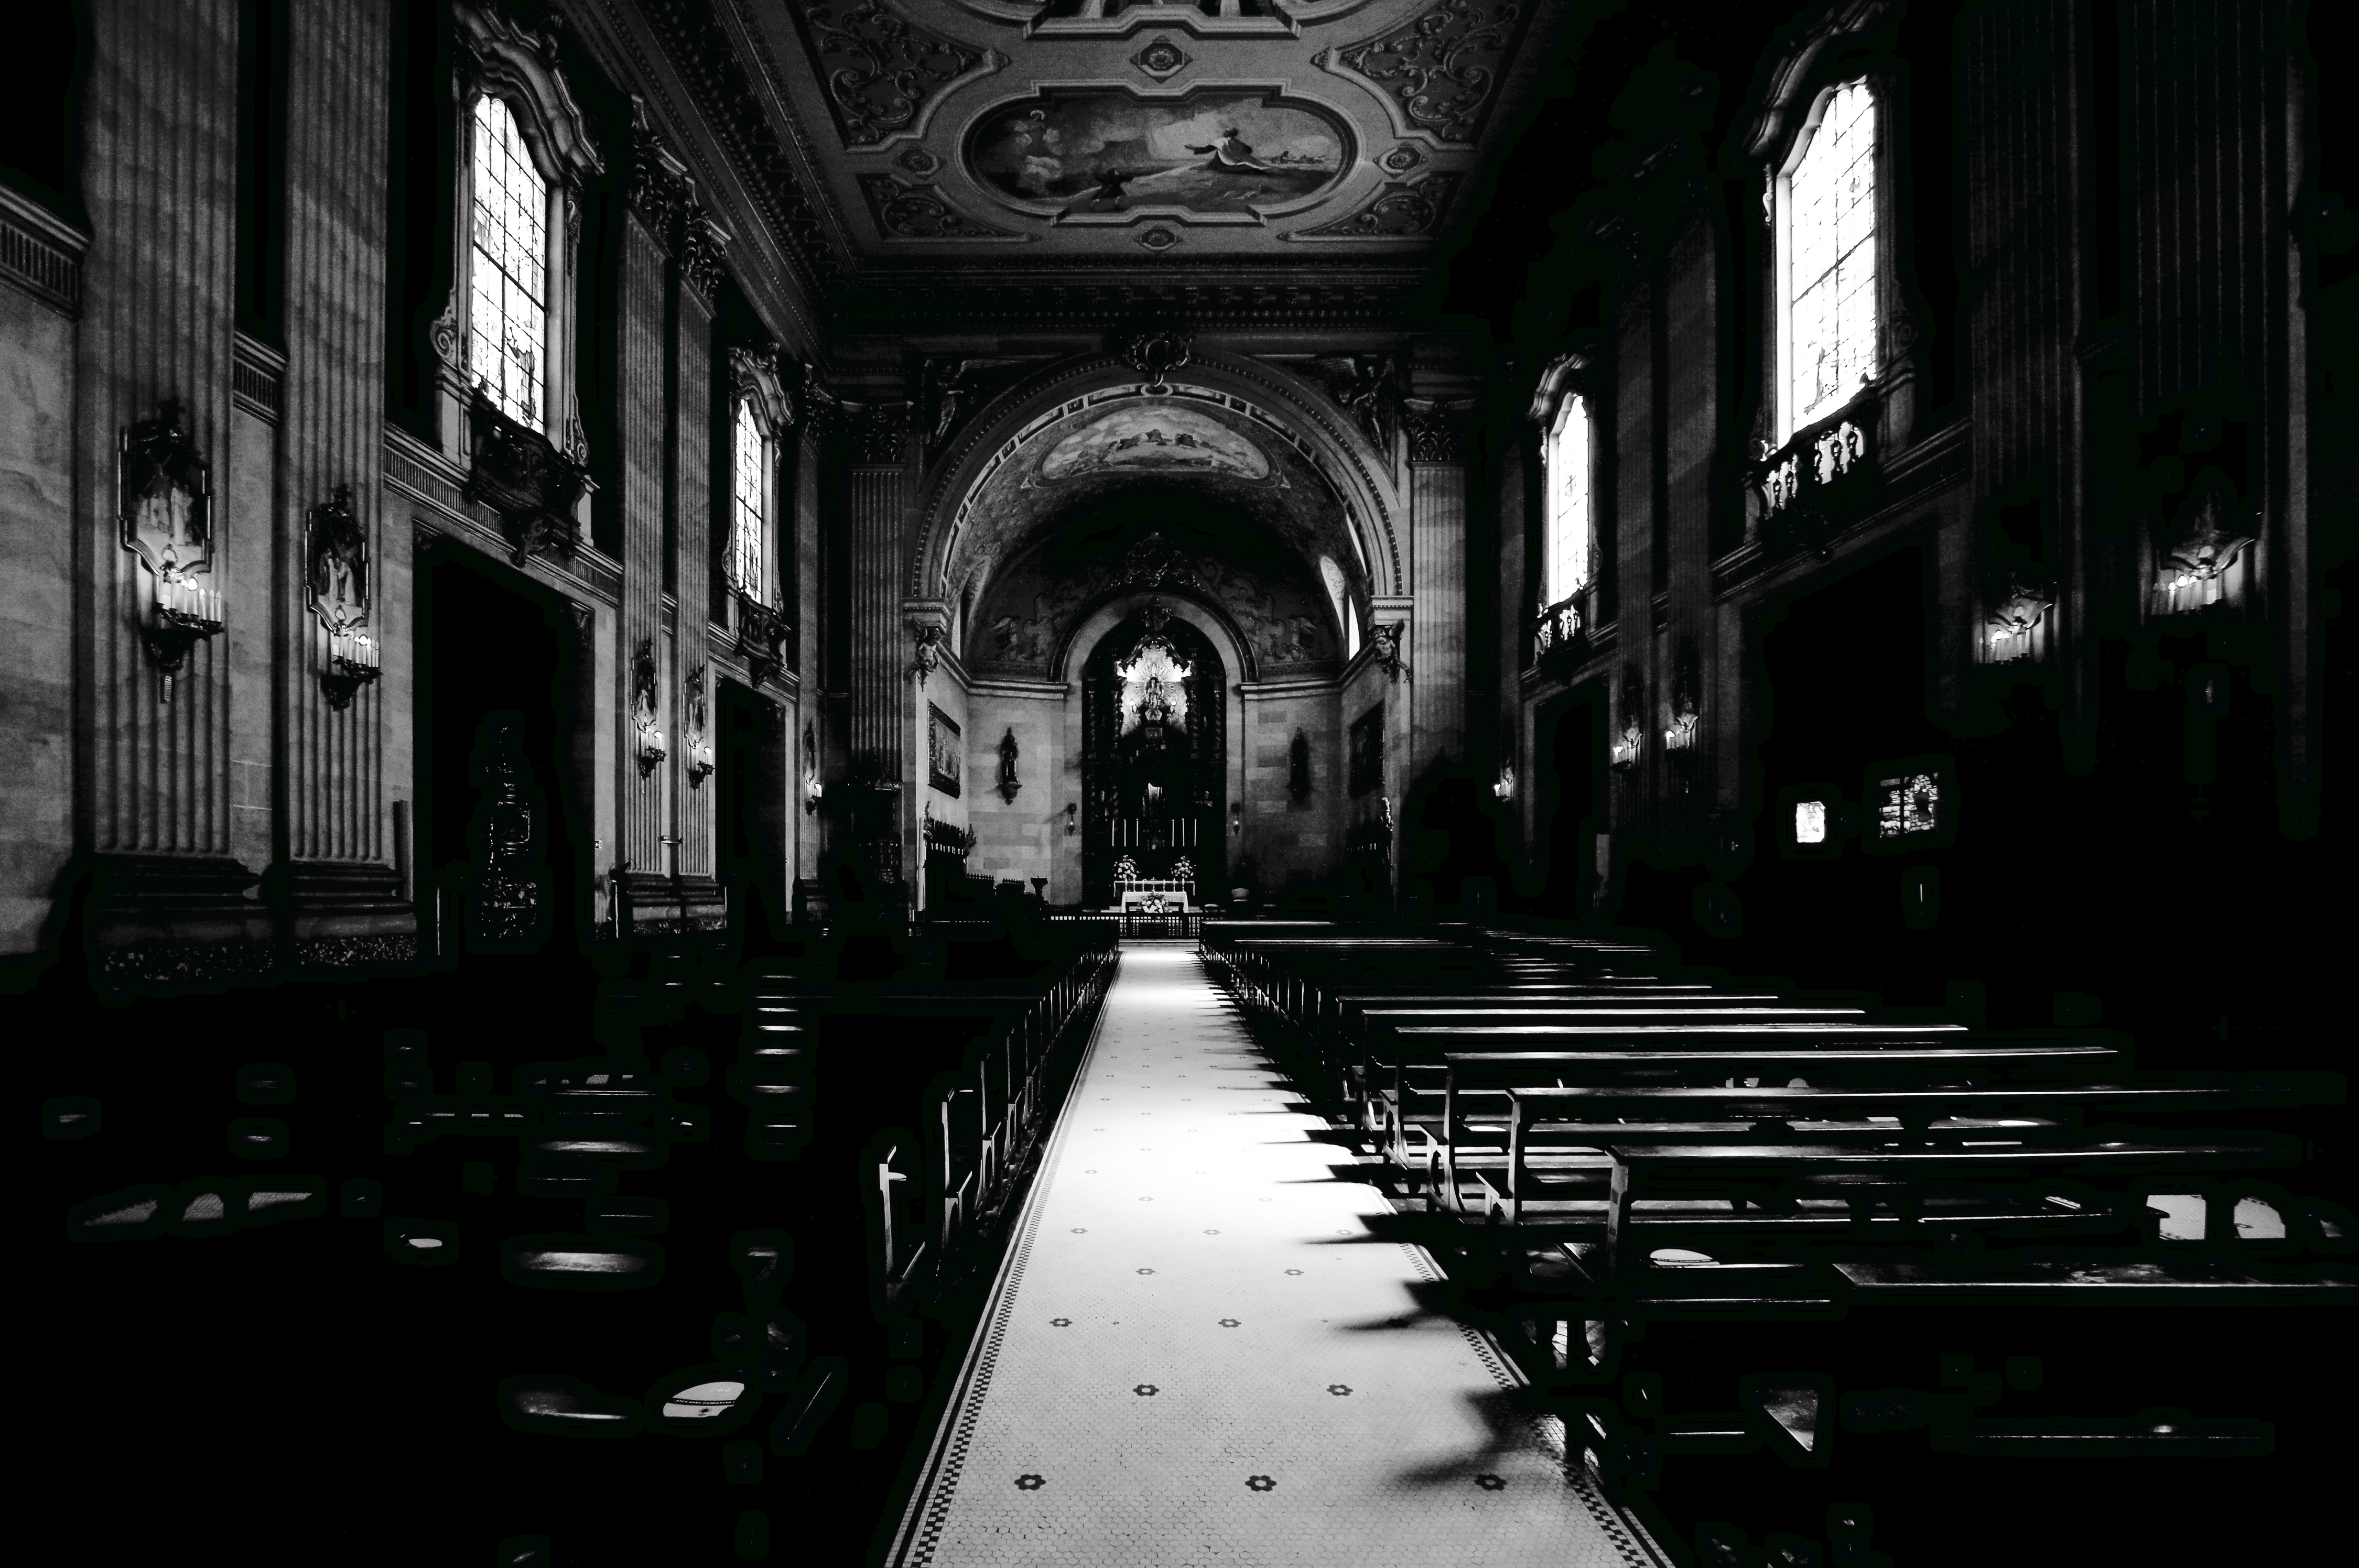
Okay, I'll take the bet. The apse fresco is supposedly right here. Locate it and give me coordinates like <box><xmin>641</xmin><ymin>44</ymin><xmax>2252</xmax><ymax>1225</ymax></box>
<box><xmin>966</xmin><ymin>91</ymin><xmax>1347</xmax><ymax>215</ymax></box>
<box><xmin>1037</xmin><ymin>405</ymin><xmax>1272</xmax><ymax>482</ymax></box>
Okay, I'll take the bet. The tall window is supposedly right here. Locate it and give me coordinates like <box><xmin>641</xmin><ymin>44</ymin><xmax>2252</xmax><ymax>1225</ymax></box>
<box><xmin>1781</xmin><ymin>79</ymin><xmax>1878</xmax><ymax>437</ymax></box>
<box><xmin>1543</xmin><ymin>391</ymin><xmax>1593</xmax><ymax>605</ymax></box>
<box><xmin>468</xmin><ymin>94</ymin><xmax>548</xmax><ymax>430</ymax></box>
<box><xmin>731</xmin><ymin>399</ymin><xmax>769</xmax><ymax>604</ymax></box>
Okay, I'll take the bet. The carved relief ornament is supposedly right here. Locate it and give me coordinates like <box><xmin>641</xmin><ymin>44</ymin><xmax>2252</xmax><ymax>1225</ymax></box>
<box><xmin>455</xmin><ymin>1</ymin><xmax>604</xmax><ymax>190</ymax></box>
<box><xmin>1323</xmin><ymin>0</ymin><xmax>1527</xmax><ymax>145</ymax></box>
<box><xmin>795</xmin><ymin>1</ymin><xmax>995</xmax><ymax>147</ymax></box>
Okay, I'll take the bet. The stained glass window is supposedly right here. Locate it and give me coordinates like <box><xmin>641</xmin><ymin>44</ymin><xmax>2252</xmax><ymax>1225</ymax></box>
<box><xmin>1545</xmin><ymin>393</ymin><xmax>1592</xmax><ymax>604</ymax></box>
<box><xmin>468</xmin><ymin>94</ymin><xmax>548</xmax><ymax>430</ymax></box>
<box><xmin>1784</xmin><ymin>80</ymin><xmax>1877</xmax><ymax>435</ymax></box>
<box><xmin>731</xmin><ymin>400</ymin><xmax>767</xmax><ymax>604</ymax></box>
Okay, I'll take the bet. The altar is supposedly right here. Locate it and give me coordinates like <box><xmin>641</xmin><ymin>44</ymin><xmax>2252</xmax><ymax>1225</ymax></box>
<box><xmin>1113</xmin><ymin>876</ymin><xmax>1196</xmax><ymax>914</ymax></box>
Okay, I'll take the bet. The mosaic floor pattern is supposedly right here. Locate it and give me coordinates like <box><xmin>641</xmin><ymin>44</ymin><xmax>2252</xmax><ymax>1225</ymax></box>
<box><xmin>887</xmin><ymin>944</ymin><xmax>1669</xmax><ymax>1568</ymax></box>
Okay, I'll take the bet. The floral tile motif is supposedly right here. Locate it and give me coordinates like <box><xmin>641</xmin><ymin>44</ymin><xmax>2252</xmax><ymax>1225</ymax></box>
<box><xmin>1328</xmin><ymin>1385</ymin><xmax>1353</xmax><ymax>1396</ymax></box>
<box><xmin>1134</xmin><ymin>1384</ymin><xmax>1159</xmax><ymax>1397</ymax></box>
<box><xmin>1218</xmin><ymin>1319</ymin><xmax>1240</xmax><ymax>1328</ymax></box>
<box><xmin>1013</xmin><ymin>1474</ymin><xmax>1044</xmax><ymax>1490</ymax></box>
<box><xmin>1049</xmin><ymin>1319</ymin><xmax>1071</xmax><ymax>1327</ymax></box>
<box><xmin>1246</xmin><ymin>1475</ymin><xmax>1277</xmax><ymax>1492</ymax></box>
<box><xmin>1477</xmin><ymin>1474</ymin><xmax>1508</xmax><ymax>1491</ymax></box>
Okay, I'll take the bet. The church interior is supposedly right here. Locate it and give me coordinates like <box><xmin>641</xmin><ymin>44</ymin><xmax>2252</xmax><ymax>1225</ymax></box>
<box><xmin>7</xmin><ymin>2</ymin><xmax>2353</xmax><ymax>1564</ymax></box>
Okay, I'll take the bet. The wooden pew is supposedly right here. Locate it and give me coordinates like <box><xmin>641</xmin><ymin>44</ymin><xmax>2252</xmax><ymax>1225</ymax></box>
<box><xmin>1493</xmin><ymin>1073</ymin><xmax>2346</xmax><ymax>1224</ymax></box>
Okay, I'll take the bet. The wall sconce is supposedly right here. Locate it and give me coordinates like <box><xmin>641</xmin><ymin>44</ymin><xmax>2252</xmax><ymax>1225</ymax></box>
<box><xmin>321</xmin><ymin>626</ymin><xmax>382</xmax><ymax>712</ymax></box>
<box><xmin>1611</xmin><ymin>720</ymin><xmax>1642</xmax><ymax>770</ymax></box>
<box><xmin>637</xmin><ymin>723</ymin><xmax>669</xmax><ymax>779</ymax></box>
<box><xmin>143</xmin><ymin>572</ymin><xmax>226</xmax><ymax>693</ymax></box>
<box><xmin>1492</xmin><ymin>760</ymin><xmax>1516</xmax><ymax>802</ymax></box>
<box><xmin>1663</xmin><ymin>711</ymin><xmax>1699</xmax><ymax>752</ymax></box>
<box><xmin>997</xmin><ymin>727</ymin><xmax>1022</xmax><ymax>803</ymax></box>
<box><xmin>1984</xmin><ymin>575</ymin><xmax>2053</xmax><ymax>665</ymax></box>
<box><xmin>1064</xmin><ymin>802</ymin><xmax>1078</xmax><ymax>837</ymax></box>
<box><xmin>803</xmin><ymin>721</ymin><xmax>823</xmax><ymax>814</ymax></box>
<box><xmin>684</xmin><ymin>733</ymin><xmax>715</xmax><ymax>789</ymax></box>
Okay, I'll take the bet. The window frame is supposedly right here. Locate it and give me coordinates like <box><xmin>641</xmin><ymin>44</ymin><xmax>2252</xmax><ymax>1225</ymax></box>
<box><xmin>728</xmin><ymin>393</ymin><xmax>774</xmax><ymax>608</ymax></box>
<box><xmin>436</xmin><ymin>3</ymin><xmax>603</xmax><ymax>470</ymax></box>
<box><xmin>1772</xmin><ymin>75</ymin><xmax>1886</xmax><ymax>444</ymax></box>
<box><xmin>1541</xmin><ymin>388</ymin><xmax>1596</xmax><ymax>607</ymax></box>
<box><xmin>466</xmin><ymin>91</ymin><xmax>553</xmax><ymax>432</ymax></box>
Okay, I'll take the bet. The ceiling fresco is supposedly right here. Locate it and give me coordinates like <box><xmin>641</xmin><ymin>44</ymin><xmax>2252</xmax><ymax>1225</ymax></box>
<box><xmin>933</xmin><ymin>379</ymin><xmax>1373</xmax><ymax>619</ymax></box>
<box><xmin>969</xmin><ymin>525</ymin><xmax>1339</xmax><ymax>680</ymax></box>
<box><xmin>730</xmin><ymin>0</ymin><xmax>1565</xmax><ymax>292</ymax></box>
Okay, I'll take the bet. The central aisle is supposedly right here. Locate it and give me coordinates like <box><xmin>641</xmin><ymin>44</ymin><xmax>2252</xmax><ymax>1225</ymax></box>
<box><xmin>888</xmin><ymin>944</ymin><xmax>1667</xmax><ymax>1568</ymax></box>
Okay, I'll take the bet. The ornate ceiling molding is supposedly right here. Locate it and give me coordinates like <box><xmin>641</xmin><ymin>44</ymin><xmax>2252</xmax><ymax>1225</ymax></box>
<box><xmin>792</xmin><ymin>2</ymin><xmax>1007</xmax><ymax>148</ymax></box>
<box><xmin>1285</xmin><ymin>172</ymin><xmax>1462</xmax><ymax>240</ymax></box>
<box><xmin>1318</xmin><ymin>0</ymin><xmax>1530</xmax><ymax>147</ymax></box>
<box><xmin>914</xmin><ymin>352</ymin><xmax>1405</xmax><ymax>604</ymax></box>
<box><xmin>635</xmin><ymin>0</ymin><xmax>850</xmax><ymax>289</ymax></box>
<box><xmin>859</xmin><ymin>175</ymin><xmax>1030</xmax><ymax>241</ymax></box>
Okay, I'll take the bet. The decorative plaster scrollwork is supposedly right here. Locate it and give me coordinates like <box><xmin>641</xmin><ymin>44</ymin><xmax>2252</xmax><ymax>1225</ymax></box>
<box><xmin>1124</xmin><ymin>330</ymin><xmax>1193</xmax><ymax>390</ymax></box>
<box><xmin>911</xmin><ymin>623</ymin><xmax>945</xmax><ymax>686</ymax></box>
<box><xmin>1290</xmin><ymin>174</ymin><xmax>1462</xmax><ymax>239</ymax></box>
<box><xmin>1401</xmin><ymin>399</ymin><xmax>1471</xmax><ymax>464</ymax></box>
<box><xmin>850</xmin><ymin>403</ymin><xmax>912</xmax><ymax>465</ymax></box>
<box><xmin>1327</xmin><ymin>0</ymin><xmax>1524</xmax><ymax>145</ymax></box>
<box><xmin>858</xmin><ymin>175</ymin><xmax>1023</xmax><ymax>241</ymax></box>
<box><xmin>799</xmin><ymin>1</ymin><xmax>984</xmax><ymax>147</ymax></box>
<box><xmin>677</xmin><ymin>211</ymin><xmax>730</xmax><ymax>303</ymax></box>
<box><xmin>1304</xmin><ymin>354</ymin><xmax>1399</xmax><ymax>454</ymax></box>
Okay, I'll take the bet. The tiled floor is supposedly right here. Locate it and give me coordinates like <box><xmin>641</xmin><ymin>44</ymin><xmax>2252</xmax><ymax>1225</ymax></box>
<box><xmin>887</xmin><ymin>944</ymin><xmax>1669</xmax><ymax>1568</ymax></box>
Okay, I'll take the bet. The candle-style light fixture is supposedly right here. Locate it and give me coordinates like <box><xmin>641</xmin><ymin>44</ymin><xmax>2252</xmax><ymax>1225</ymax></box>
<box><xmin>304</xmin><ymin>483</ymin><xmax>378</xmax><ymax>711</ymax></box>
<box><xmin>121</xmin><ymin>398</ymin><xmax>224</xmax><ymax>696</ymax></box>
<box><xmin>1492</xmin><ymin>759</ymin><xmax>1517</xmax><ymax>801</ymax></box>
<box><xmin>321</xmin><ymin>625</ymin><xmax>382</xmax><ymax>712</ymax></box>
<box><xmin>1065</xmin><ymin>802</ymin><xmax>1079</xmax><ymax>837</ymax></box>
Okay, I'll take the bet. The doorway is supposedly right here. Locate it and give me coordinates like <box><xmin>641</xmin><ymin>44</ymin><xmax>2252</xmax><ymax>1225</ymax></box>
<box><xmin>416</xmin><ymin>548</ymin><xmax>587</xmax><ymax>965</ymax></box>
<box><xmin>718</xmin><ymin>680</ymin><xmax>787</xmax><ymax>945</ymax></box>
<box><xmin>1541</xmin><ymin>688</ymin><xmax>1607</xmax><ymax>912</ymax></box>
<box><xmin>1080</xmin><ymin>605</ymin><xmax>1227</xmax><ymax>908</ymax></box>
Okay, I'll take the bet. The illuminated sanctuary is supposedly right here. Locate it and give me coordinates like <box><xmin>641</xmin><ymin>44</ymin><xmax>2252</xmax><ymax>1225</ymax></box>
<box><xmin>5</xmin><ymin>3</ymin><xmax>2349</xmax><ymax>1566</ymax></box>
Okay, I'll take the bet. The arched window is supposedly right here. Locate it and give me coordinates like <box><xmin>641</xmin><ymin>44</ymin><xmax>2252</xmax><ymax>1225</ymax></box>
<box><xmin>1543</xmin><ymin>391</ymin><xmax>1593</xmax><ymax>605</ymax></box>
<box><xmin>467</xmin><ymin>94</ymin><xmax>548</xmax><ymax>430</ymax></box>
<box><xmin>730</xmin><ymin>398</ymin><xmax>770</xmax><ymax>604</ymax></box>
<box><xmin>1777</xmin><ymin>78</ymin><xmax>1879</xmax><ymax>439</ymax></box>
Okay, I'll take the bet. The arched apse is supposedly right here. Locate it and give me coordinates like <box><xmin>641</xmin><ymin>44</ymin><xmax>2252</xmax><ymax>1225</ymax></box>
<box><xmin>966</xmin><ymin>486</ymin><xmax>1346</xmax><ymax>683</ymax></box>
<box><xmin>913</xmin><ymin>351</ymin><xmax>1404</xmax><ymax>616</ymax></box>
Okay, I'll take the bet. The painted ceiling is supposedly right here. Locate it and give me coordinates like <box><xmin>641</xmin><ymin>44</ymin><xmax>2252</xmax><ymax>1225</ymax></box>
<box><xmin>937</xmin><ymin>382</ymin><xmax>1370</xmax><ymax>627</ymax></box>
<box><xmin>730</xmin><ymin>0</ymin><xmax>1568</xmax><ymax>295</ymax></box>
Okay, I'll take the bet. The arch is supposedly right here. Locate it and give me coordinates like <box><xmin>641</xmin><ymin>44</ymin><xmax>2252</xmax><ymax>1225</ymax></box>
<box><xmin>912</xmin><ymin>350</ymin><xmax>1405</xmax><ymax>609</ymax></box>
<box><xmin>1059</xmin><ymin>591</ymin><xmax>1254</xmax><ymax>691</ymax></box>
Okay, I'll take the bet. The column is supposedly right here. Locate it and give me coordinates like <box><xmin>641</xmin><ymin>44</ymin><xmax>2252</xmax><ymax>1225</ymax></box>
<box><xmin>1402</xmin><ymin>398</ymin><xmax>1473</xmax><ymax>780</ymax></box>
<box><xmin>618</xmin><ymin>113</ymin><xmax>687</xmax><ymax>900</ymax></box>
<box><xmin>280</xmin><ymin>0</ymin><xmax>406</xmax><ymax>948</ymax></box>
<box><xmin>75</xmin><ymin>1</ymin><xmax>258</xmax><ymax>966</ymax></box>
<box><xmin>673</xmin><ymin>208</ymin><xmax>727</xmax><ymax>896</ymax></box>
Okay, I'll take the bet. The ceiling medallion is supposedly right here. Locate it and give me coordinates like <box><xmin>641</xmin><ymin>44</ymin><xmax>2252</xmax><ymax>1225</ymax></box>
<box><xmin>896</xmin><ymin>146</ymin><xmax>942</xmax><ymax>178</ymax></box>
<box><xmin>1378</xmin><ymin>145</ymin><xmax>1424</xmax><ymax>176</ymax></box>
<box><xmin>1136</xmin><ymin>226</ymin><xmax>1181</xmax><ymax>252</ymax></box>
<box><xmin>1130</xmin><ymin>36</ymin><xmax>1192</xmax><ymax>82</ymax></box>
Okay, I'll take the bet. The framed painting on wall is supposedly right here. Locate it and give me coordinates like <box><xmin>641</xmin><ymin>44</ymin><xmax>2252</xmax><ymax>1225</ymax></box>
<box><xmin>928</xmin><ymin>704</ymin><xmax>962</xmax><ymax>797</ymax></box>
<box><xmin>1348</xmin><ymin>702</ymin><xmax>1383</xmax><ymax>797</ymax></box>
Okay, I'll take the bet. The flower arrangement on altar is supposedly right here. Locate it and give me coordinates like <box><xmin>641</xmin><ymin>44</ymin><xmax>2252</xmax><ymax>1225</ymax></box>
<box><xmin>1172</xmin><ymin>857</ymin><xmax>1195</xmax><ymax>883</ymax></box>
<box><xmin>1113</xmin><ymin>855</ymin><xmax>1140</xmax><ymax>883</ymax></box>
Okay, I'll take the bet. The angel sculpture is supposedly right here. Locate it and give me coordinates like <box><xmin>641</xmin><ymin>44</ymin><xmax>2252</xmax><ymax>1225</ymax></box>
<box><xmin>1307</xmin><ymin>354</ymin><xmax>1399</xmax><ymax>455</ymax></box>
